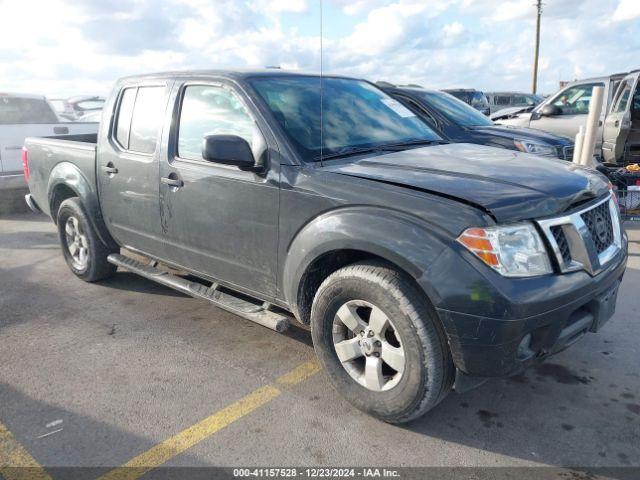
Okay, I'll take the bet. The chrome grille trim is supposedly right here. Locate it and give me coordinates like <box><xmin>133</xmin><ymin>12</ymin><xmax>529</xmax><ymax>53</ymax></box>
<box><xmin>537</xmin><ymin>194</ymin><xmax>622</xmax><ymax>276</ymax></box>
<box><xmin>562</xmin><ymin>145</ymin><xmax>575</xmax><ymax>161</ymax></box>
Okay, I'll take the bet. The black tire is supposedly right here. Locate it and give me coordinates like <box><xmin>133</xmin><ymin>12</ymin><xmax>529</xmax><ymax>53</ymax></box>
<box><xmin>311</xmin><ymin>261</ymin><xmax>454</xmax><ymax>423</ymax></box>
<box><xmin>57</xmin><ymin>197</ymin><xmax>117</xmax><ymax>282</ymax></box>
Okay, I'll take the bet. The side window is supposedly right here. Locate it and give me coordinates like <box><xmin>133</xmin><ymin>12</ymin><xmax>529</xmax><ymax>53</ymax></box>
<box><xmin>496</xmin><ymin>96</ymin><xmax>510</xmax><ymax>106</ymax></box>
<box><xmin>632</xmin><ymin>82</ymin><xmax>640</xmax><ymax>116</ymax></box>
<box><xmin>178</xmin><ymin>85</ymin><xmax>258</xmax><ymax>161</ymax></box>
<box><xmin>115</xmin><ymin>88</ymin><xmax>136</xmax><ymax>148</ymax></box>
<box><xmin>611</xmin><ymin>80</ymin><xmax>632</xmax><ymax>114</ymax></box>
<box><xmin>551</xmin><ymin>83</ymin><xmax>603</xmax><ymax>115</ymax></box>
<box><xmin>129</xmin><ymin>86</ymin><xmax>165</xmax><ymax>154</ymax></box>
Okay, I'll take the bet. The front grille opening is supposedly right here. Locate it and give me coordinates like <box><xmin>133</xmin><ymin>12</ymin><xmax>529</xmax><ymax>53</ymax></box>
<box><xmin>581</xmin><ymin>202</ymin><xmax>614</xmax><ymax>254</ymax></box>
<box><xmin>551</xmin><ymin>226</ymin><xmax>571</xmax><ymax>264</ymax></box>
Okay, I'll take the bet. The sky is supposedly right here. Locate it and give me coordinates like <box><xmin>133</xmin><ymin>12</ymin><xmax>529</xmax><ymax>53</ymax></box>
<box><xmin>0</xmin><ymin>0</ymin><xmax>638</xmax><ymax>98</ymax></box>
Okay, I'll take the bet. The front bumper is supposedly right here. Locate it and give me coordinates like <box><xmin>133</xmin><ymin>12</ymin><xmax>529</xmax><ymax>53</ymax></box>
<box><xmin>423</xmin><ymin>233</ymin><xmax>628</xmax><ymax>378</ymax></box>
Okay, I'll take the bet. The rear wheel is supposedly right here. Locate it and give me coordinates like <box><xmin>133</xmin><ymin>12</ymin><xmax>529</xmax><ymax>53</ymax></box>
<box><xmin>311</xmin><ymin>261</ymin><xmax>453</xmax><ymax>423</ymax></box>
<box><xmin>57</xmin><ymin>198</ymin><xmax>117</xmax><ymax>282</ymax></box>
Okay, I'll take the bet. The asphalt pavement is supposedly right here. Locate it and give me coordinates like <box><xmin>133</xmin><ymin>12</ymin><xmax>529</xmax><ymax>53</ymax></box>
<box><xmin>0</xmin><ymin>211</ymin><xmax>639</xmax><ymax>479</ymax></box>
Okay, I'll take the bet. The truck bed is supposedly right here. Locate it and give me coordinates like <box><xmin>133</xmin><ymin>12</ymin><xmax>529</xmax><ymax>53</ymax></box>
<box><xmin>24</xmin><ymin>134</ymin><xmax>99</xmax><ymax>218</ymax></box>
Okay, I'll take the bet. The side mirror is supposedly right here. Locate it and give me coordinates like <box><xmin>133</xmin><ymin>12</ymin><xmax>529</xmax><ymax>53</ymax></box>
<box><xmin>540</xmin><ymin>104</ymin><xmax>561</xmax><ymax>117</ymax></box>
<box><xmin>201</xmin><ymin>135</ymin><xmax>261</xmax><ymax>172</ymax></box>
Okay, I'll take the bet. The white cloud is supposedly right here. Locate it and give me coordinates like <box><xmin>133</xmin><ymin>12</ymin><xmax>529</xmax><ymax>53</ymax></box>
<box><xmin>441</xmin><ymin>21</ymin><xmax>465</xmax><ymax>47</ymax></box>
<box><xmin>0</xmin><ymin>0</ymin><xmax>637</xmax><ymax>98</ymax></box>
<box><xmin>612</xmin><ymin>0</ymin><xmax>640</xmax><ymax>21</ymax></box>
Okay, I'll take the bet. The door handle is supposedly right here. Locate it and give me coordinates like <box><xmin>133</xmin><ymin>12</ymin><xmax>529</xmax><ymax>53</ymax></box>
<box><xmin>101</xmin><ymin>165</ymin><xmax>118</xmax><ymax>175</ymax></box>
<box><xmin>614</xmin><ymin>120</ymin><xmax>620</xmax><ymax>127</ymax></box>
<box><xmin>161</xmin><ymin>176</ymin><xmax>184</xmax><ymax>188</ymax></box>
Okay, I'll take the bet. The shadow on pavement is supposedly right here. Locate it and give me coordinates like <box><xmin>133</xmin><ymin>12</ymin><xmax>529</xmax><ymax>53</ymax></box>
<box><xmin>0</xmin><ymin>383</ymin><xmax>214</xmax><ymax>479</ymax></box>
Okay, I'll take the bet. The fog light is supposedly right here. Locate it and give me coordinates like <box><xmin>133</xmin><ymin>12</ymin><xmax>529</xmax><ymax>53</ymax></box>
<box><xmin>517</xmin><ymin>333</ymin><xmax>533</xmax><ymax>360</ymax></box>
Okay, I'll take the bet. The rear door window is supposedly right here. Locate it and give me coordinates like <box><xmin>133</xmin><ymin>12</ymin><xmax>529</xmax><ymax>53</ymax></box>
<box><xmin>114</xmin><ymin>86</ymin><xmax>165</xmax><ymax>154</ymax></box>
<box><xmin>115</xmin><ymin>88</ymin><xmax>137</xmax><ymax>148</ymax></box>
<box><xmin>129</xmin><ymin>87</ymin><xmax>165</xmax><ymax>154</ymax></box>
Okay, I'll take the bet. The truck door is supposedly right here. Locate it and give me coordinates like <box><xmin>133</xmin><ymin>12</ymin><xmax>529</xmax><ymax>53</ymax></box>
<box><xmin>158</xmin><ymin>81</ymin><xmax>279</xmax><ymax>297</ymax></box>
<box><xmin>530</xmin><ymin>82</ymin><xmax>605</xmax><ymax>140</ymax></box>
<box><xmin>97</xmin><ymin>83</ymin><xmax>172</xmax><ymax>255</ymax></box>
<box><xmin>602</xmin><ymin>74</ymin><xmax>638</xmax><ymax>163</ymax></box>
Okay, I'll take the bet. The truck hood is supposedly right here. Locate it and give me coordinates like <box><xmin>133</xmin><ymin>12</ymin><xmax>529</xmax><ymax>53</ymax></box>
<box><xmin>321</xmin><ymin>143</ymin><xmax>609</xmax><ymax>223</ymax></box>
<box><xmin>468</xmin><ymin>124</ymin><xmax>572</xmax><ymax>145</ymax></box>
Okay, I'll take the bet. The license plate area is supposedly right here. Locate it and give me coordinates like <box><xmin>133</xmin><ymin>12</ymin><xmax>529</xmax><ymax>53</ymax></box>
<box><xmin>589</xmin><ymin>280</ymin><xmax>620</xmax><ymax>332</ymax></box>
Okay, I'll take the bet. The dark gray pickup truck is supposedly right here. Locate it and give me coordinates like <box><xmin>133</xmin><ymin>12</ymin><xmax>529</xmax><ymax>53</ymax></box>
<box><xmin>24</xmin><ymin>71</ymin><xmax>628</xmax><ymax>423</ymax></box>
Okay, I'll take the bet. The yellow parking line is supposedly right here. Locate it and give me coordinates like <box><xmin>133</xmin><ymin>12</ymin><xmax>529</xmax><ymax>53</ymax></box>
<box><xmin>0</xmin><ymin>420</ymin><xmax>53</xmax><ymax>480</ymax></box>
<box><xmin>276</xmin><ymin>360</ymin><xmax>321</xmax><ymax>387</ymax></box>
<box><xmin>99</xmin><ymin>360</ymin><xmax>320</xmax><ymax>480</ymax></box>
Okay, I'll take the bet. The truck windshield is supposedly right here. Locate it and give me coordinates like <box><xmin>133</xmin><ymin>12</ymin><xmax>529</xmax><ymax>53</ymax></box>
<box><xmin>0</xmin><ymin>97</ymin><xmax>59</xmax><ymax>124</ymax></box>
<box><xmin>417</xmin><ymin>91</ymin><xmax>494</xmax><ymax>127</ymax></box>
<box><xmin>248</xmin><ymin>76</ymin><xmax>441</xmax><ymax>162</ymax></box>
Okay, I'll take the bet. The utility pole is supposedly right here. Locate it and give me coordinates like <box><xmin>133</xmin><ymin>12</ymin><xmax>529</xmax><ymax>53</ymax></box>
<box><xmin>532</xmin><ymin>0</ymin><xmax>543</xmax><ymax>94</ymax></box>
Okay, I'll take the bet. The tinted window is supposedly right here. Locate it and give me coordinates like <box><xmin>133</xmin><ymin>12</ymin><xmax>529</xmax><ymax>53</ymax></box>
<box><xmin>115</xmin><ymin>88</ymin><xmax>137</xmax><ymax>148</ymax></box>
<box><xmin>0</xmin><ymin>97</ymin><xmax>58</xmax><ymax>124</ymax></box>
<box><xmin>414</xmin><ymin>91</ymin><xmax>493</xmax><ymax>127</ymax></box>
<box><xmin>249</xmin><ymin>76</ymin><xmax>440</xmax><ymax>162</ymax></box>
<box><xmin>612</xmin><ymin>79</ymin><xmax>633</xmax><ymax>114</ymax></box>
<box><xmin>551</xmin><ymin>83</ymin><xmax>603</xmax><ymax>115</ymax></box>
<box><xmin>633</xmin><ymin>83</ymin><xmax>640</xmax><ymax>115</ymax></box>
<box><xmin>129</xmin><ymin>87</ymin><xmax>165</xmax><ymax>154</ymax></box>
<box><xmin>496</xmin><ymin>96</ymin><xmax>511</xmax><ymax>106</ymax></box>
<box><xmin>178</xmin><ymin>85</ymin><xmax>258</xmax><ymax>160</ymax></box>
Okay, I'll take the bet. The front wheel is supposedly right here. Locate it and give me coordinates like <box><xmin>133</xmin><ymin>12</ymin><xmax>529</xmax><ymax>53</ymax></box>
<box><xmin>57</xmin><ymin>197</ymin><xmax>117</xmax><ymax>282</ymax></box>
<box><xmin>311</xmin><ymin>261</ymin><xmax>454</xmax><ymax>423</ymax></box>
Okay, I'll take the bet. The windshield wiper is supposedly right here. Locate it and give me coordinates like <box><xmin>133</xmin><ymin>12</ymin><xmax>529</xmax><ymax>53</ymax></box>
<box><xmin>313</xmin><ymin>145</ymin><xmax>393</xmax><ymax>161</ymax></box>
<box><xmin>313</xmin><ymin>139</ymin><xmax>445</xmax><ymax>161</ymax></box>
<box><xmin>379</xmin><ymin>139</ymin><xmax>446</xmax><ymax>150</ymax></box>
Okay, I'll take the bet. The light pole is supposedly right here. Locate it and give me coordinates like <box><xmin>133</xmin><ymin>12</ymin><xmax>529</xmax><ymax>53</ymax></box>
<box><xmin>532</xmin><ymin>0</ymin><xmax>543</xmax><ymax>94</ymax></box>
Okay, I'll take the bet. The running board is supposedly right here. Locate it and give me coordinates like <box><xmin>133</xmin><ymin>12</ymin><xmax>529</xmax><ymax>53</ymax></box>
<box><xmin>107</xmin><ymin>253</ymin><xmax>290</xmax><ymax>332</ymax></box>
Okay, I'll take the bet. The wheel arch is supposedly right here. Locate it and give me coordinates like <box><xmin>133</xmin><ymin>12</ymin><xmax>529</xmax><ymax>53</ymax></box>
<box><xmin>48</xmin><ymin>162</ymin><xmax>117</xmax><ymax>248</ymax></box>
<box><xmin>282</xmin><ymin>207</ymin><xmax>449</xmax><ymax>324</ymax></box>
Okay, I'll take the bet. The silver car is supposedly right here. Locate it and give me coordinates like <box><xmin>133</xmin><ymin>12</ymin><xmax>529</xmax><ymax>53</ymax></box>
<box><xmin>496</xmin><ymin>73</ymin><xmax>627</xmax><ymax>151</ymax></box>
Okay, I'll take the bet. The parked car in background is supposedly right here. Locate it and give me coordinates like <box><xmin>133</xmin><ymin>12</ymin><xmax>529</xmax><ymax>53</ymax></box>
<box><xmin>80</xmin><ymin>110</ymin><xmax>103</xmax><ymax>123</ymax></box>
<box><xmin>602</xmin><ymin>70</ymin><xmax>640</xmax><ymax>163</ymax></box>
<box><xmin>49</xmin><ymin>98</ymin><xmax>76</xmax><ymax>121</ymax></box>
<box><xmin>443</xmin><ymin>88</ymin><xmax>490</xmax><ymax>115</ymax></box>
<box><xmin>494</xmin><ymin>73</ymin><xmax>628</xmax><ymax>153</ymax></box>
<box><xmin>380</xmin><ymin>84</ymin><xmax>574</xmax><ymax>160</ymax></box>
<box><xmin>49</xmin><ymin>96</ymin><xmax>105</xmax><ymax>122</ymax></box>
<box><xmin>24</xmin><ymin>70</ymin><xmax>626</xmax><ymax>423</ymax></box>
<box><xmin>0</xmin><ymin>92</ymin><xmax>98</xmax><ymax>189</ymax></box>
<box><xmin>486</xmin><ymin>91</ymin><xmax>544</xmax><ymax>115</ymax></box>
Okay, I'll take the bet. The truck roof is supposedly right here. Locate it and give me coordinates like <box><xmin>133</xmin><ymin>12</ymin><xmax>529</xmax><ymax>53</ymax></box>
<box><xmin>118</xmin><ymin>69</ymin><xmax>360</xmax><ymax>83</ymax></box>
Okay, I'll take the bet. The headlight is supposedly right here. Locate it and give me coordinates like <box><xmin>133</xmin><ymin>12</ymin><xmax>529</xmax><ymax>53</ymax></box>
<box><xmin>457</xmin><ymin>223</ymin><xmax>552</xmax><ymax>277</ymax></box>
<box><xmin>513</xmin><ymin>139</ymin><xmax>557</xmax><ymax>157</ymax></box>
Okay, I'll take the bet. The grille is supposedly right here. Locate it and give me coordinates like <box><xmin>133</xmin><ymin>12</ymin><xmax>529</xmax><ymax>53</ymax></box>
<box><xmin>551</xmin><ymin>226</ymin><xmax>571</xmax><ymax>264</ymax></box>
<box><xmin>538</xmin><ymin>196</ymin><xmax>621</xmax><ymax>276</ymax></box>
<box><xmin>581</xmin><ymin>201</ymin><xmax>614</xmax><ymax>254</ymax></box>
<box><xmin>559</xmin><ymin>145</ymin><xmax>574</xmax><ymax>160</ymax></box>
